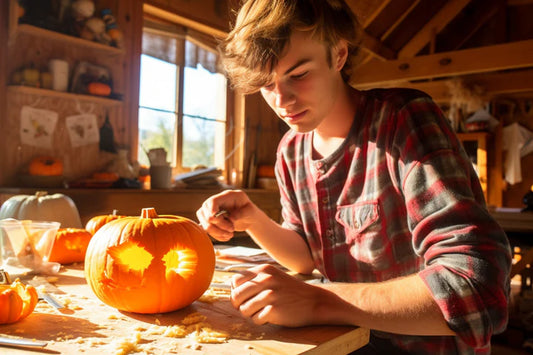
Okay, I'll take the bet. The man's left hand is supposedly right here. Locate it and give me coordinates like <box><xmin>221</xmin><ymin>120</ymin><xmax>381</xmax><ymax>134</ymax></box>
<box><xmin>230</xmin><ymin>264</ymin><xmax>336</xmax><ymax>326</ymax></box>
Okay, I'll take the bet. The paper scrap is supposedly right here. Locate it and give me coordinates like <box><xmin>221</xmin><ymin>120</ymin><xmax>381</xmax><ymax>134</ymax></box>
<box><xmin>20</xmin><ymin>106</ymin><xmax>58</xmax><ymax>149</ymax></box>
<box><xmin>65</xmin><ymin>114</ymin><xmax>100</xmax><ymax>147</ymax></box>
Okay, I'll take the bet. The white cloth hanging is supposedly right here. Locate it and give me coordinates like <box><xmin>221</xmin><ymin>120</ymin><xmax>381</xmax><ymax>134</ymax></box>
<box><xmin>502</xmin><ymin>122</ymin><xmax>533</xmax><ymax>185</ymax></box>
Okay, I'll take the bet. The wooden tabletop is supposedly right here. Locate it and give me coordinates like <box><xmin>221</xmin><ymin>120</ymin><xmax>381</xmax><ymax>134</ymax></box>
<box><xmin>0</xmin><ymin>264</ymin><xmax>369</xmax><ymax>354</ymax></box>
<box><xmin>490</xmin><ymin>208</ymin><xmax>533</xmax><ymax>233</ymax></box>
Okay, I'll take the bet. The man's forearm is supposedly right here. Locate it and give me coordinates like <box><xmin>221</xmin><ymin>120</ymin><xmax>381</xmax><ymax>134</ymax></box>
<box><xmin>318</xmin><ymin>273</ymin><xmax>456</xmax><ymax>336</ymax></box>
<box><xmin>245</xmin><ymin>208</ymin><xmax>315</xmax><ymax>274</ymax></box>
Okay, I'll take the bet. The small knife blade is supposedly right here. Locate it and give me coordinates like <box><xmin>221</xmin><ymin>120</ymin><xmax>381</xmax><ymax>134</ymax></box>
<box><xmin>38</xmin><ymin>291</ymin><xmax>65</xmax><ymax>310</ymax></box>
<box><xmin>0</xmin><ymin>335</ymin><xmax>47</xmax><ymax>348</ymax></box>
<box><xmin>26</xmin><ymin>279</ymin><xmax>65</xmax><ymax>310</ymax></box>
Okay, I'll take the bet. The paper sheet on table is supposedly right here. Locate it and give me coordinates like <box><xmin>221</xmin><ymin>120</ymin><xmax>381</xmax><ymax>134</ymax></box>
<box><xmin>217</xmin><ymin>246</ymin><xmax>275</xmax><ymax>263</ymax></box>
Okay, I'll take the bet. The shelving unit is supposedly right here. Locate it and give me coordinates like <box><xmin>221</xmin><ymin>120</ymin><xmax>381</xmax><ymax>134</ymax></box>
<box><xmin>0</xmin><ymin>0</ymin><xmax>142</xmax><ymax>187</ymax></box>
<box><xmin>9</xmin><ymin>24</ymin><xmax>124</xmax><ymax>55</ymax></box>
<box><xmin>7</xmin><ymin>85</ymin><xmax>123</xmax><ymax>106</ymax></box>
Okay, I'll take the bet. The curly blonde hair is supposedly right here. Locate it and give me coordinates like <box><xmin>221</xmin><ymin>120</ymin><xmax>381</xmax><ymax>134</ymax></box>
<box><xmin>220</xmin><ymin>0</ymin><xmax>361</xmax><ymax>93</ymax></box>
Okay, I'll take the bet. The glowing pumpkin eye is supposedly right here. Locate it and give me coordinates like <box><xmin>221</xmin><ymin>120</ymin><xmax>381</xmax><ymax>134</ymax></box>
<box><xmin>162</xmin><ymin>248</ymin><xmax>198</xmax><ymax>279</ymax></box>
<box><xmin>108</xmin><ymin>241</ymin><xmax>154</xmax><ymax>273</ymax></box>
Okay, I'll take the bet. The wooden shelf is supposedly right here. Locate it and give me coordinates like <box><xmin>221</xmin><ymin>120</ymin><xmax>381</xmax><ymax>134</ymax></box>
<box><xmin>7</xmin><ymin>85</ymin><xmax>123</xmax><ymax>106</ymax></box>
<box><xmin>8</xmin><ymin>24</ymin><xmax>124</xmax><ymax>56</ymax></box>
<box><xmin>456</xmin><ymin>131</ymin><xmax>490</xmax><ymax>141</ymax></box>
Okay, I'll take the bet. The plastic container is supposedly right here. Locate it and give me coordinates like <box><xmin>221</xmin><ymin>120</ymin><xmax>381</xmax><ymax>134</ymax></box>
<box><xmin>0</xmin><ymin>219</ymin><xmax>61</xmax><ymax>277</ymax></box>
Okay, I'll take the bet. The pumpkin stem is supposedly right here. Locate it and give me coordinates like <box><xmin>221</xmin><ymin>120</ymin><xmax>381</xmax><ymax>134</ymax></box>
<box><xmin>35</xmin><ymin>191</ymin><xmax>48</xmax><ymax>198</ymax></box>
<box><xmin>141</xmin><ymin>208</ymin><xmax>158</xmax><ymax>219</ymax></box>
<box><xmin>112</xmin><ymin>209</ymin><xmax>118</xmax><ymax>216</ymax></box>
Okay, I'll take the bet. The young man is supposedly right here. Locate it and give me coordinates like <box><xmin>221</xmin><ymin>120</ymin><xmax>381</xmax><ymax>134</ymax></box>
<box><xmin>196</xmin><ymin>0</ymin><xmax>512</xmax><ymax>353</ymax></box>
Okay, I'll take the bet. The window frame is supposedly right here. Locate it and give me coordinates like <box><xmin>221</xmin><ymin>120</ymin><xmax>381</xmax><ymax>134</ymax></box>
<box><xmin>139</xmin><ymin>19</ymin><xmax>242</xmax><ymax>184</ymax></box>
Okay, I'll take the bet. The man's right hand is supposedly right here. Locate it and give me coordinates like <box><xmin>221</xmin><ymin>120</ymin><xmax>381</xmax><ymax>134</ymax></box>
<box><xmin>196</xmin><ymin>189</ymin><xmax>259</xmax><ymax>241</ymax></box>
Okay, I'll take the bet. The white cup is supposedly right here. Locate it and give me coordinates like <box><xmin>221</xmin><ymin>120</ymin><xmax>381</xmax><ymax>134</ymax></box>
<box><xmin>150</xmin><ymin>165</ymin><xmax>172</xmax><ymax>189</ymax></box>
<box><xmin>48</xmin><ymin>59</ymin><xmax>69</xmax><ymax>92</ymax></box>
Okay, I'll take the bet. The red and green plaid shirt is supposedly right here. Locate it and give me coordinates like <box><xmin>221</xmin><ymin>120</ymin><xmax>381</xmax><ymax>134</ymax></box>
<box><xmin>275</xmin><ymin>88</ymin><xmax>511</xmax><ymax>354</ymax></box>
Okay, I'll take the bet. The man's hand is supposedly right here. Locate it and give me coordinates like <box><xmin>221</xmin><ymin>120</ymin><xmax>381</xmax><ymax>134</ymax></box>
<box><xmin>196</xmin><ymin>190</ymin><xmax>259</xmax><ymax>241</ymax></box>
<box><xmin>230</xmin><ymin>264</ymin><xmax>343</xmax><ymax>327</ymax></box>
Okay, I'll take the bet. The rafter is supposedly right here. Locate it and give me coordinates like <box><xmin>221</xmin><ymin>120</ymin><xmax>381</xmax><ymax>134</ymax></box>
<box><xmin>350</xmin><ymin>39</ymin><xmax>533</xmax><ymax>87</ymax></box>
<box><xmin>143</xmin><ymin>3</ymin><xmax>227</xmax><ymax>38</ymax></box>
<box><xmin>359</xmin><ymin>31</ymin><xmax>396</xmax><ymax>60</ymax></box>
<box><xmin>360</xmin><ymin>0</ymin><xmax>393</xmax><ymax>29</ymax></box>
<box><xmin>508</xmin><ymin>0</ymin><xmax>533</xmax><ymax>5</ymax></box>
<box><xmin>376</xmin><ymin>69</ymin><xmax>533</xmax><ymax>102</ymax></box>
<box><xmin>398</xmin><ymin>0</ymin><xmax>471</xmax><ymax>58</ymax></box>
<box><xmin>380</xmin><ymin>0</ymin><xmax>421</xmax><ymax>40</ymax></box>
<box><xmin>437</xmin><ymin>0</ymin><xmax>503</xmax><ymax>52</ymax></box>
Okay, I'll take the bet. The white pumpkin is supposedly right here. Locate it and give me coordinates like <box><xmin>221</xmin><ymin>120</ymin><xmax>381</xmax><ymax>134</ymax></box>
<box><xmin>0</xmin><ymin>191</ymin><xmax>82</xmax><ymax>228</ymax></box>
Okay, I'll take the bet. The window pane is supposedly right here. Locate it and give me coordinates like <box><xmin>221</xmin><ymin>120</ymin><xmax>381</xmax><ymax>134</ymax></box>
<box><xmin>139</xmin><ymin>54</ymin><xmax>177</xmax><ymax>111</ymax></box>
<box><xmin>138</xmin><ymin>107</ymin><xmax>176</xmax><ymax>166</ymax></box>
<box><xmin>182</xmin><ymin>115</ymin><xmax>225</xmax><ymax>168</ymax></box>
<box><xmin>182</xmin><ymin>63</ymin><xmax>227</xmax><ymax>169</ymax></box>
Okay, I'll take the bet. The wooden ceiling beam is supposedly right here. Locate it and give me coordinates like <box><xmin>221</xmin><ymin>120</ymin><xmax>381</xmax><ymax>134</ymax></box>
<box><xmin>439</xmin><ymin>0</ymin><xmax>503</xmax><ymax>52</ymax></box>
<box><xmin>398</xmin><ymin>0</ymin><xmax>472</xmax><ymax>58</ymax></box>
<box><xmin>143</xmin><ymin>3</ymin><xmax>227</xmax><ymax>38</ymax></box>
<box><xmin>378</xmin><ymin>69</ymin><xmax>533</xmax><ymax>102</ymax></box>
<box><xmin>359</xmin><ymin>31</ymin><xmax>397</xmax><ymax>60</ymax></box>
<box><xmin>508</xmin><ymin>0</ymin><xmax>533</xmax><ymax>5</ymax></box>
<box><xmin>359</xmin><ymin>0</ymin><xmax>393</xmax><ymax>29</ymax></box>
<box><xmin>380</xmin><ymin>0</ymin><xmax>421</xmax><ymax>41</ymax></box>
<box><xmin>350</xmin><ymin>39</ymin><xmax>533</xmax><ymax>87</ymax></box>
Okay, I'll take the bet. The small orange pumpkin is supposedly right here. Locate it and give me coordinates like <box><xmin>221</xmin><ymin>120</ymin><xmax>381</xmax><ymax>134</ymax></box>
<box><xmin>28</xmin><ymin>156</ymin><xmax>63</xmax><ymax>176</ymax></box>
<box><xmin>87</xmin><ymin>82</ymin><xmax>111</xmax><ymax>97</ymax></box>
<box><xmin>46</xmin><ymin>228</ymin><xmax>93</xmax><ymax>264</ymax></box>
<box><xmin>0</xmin><ymin>279</ymin><xmax>39</xmax><ymax>324</ymax></box>
<box><xmin>92</xmin><ymin>172</ymin><xmax>120</xmax><ymax>182</ymax></box>
<box><xmin>85</xmin><ymin>210</ymin><xmax>126</xmax><ymax>235</ymax></box>
<box><xmin>84</xmin><ymin>207</ymin><xmax>215</xmax><ymax>314</ymax></box>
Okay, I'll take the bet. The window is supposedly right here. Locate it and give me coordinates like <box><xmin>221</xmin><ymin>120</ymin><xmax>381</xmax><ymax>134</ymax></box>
<box><xmin>138</xmin><ymin>25</ymin><xmax>228</xmax><ymax>174</ymax></box>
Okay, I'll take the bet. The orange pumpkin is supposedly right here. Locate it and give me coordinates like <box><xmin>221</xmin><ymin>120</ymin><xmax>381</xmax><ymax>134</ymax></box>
<box><xmin>0</xmin><ymin>279</ymin><xmax>39</xmax><ymax>324</ymax></box>
<box><xmin>28</xmin><ymin>156</ymin><xmax>63</xmax><ymax>176</ymax></box>
<box><xmin>87</xmin><ymin>82</ymin><xmax>111</xmax><ymax>97</ymax></box>
<box><xmin>92</xmin><ymin>172</ymin><xmax>120</xmax><ymax>182</ymax></box>
<box><xmin>84</xmin><ymin>208</ymin><xmax>215</xmax><ymax>314</ymax></box>
<box><xmin>85</xmin><ymin>210</ymin><xmax>126</xmax><ymax>235</ymax></box>
<box><xmin>47</xmin><ymin>228</ymin><xmax>93</xmax><ymax>264</ymax></box>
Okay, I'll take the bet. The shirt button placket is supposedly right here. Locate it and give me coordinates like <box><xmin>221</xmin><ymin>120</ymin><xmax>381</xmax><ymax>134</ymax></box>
<box><xmin>326</xmin><ymin>228</ymin><xmax>335</xmax><ymax>242</ymax></box>
<box><xmin>315</xmin><ymin>161</ymin><xmax>326</xmax><ymax>174</ymax></box>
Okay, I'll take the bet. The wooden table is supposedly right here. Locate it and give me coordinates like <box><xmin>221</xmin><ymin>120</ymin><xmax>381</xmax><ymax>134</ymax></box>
<box><xmin>0</xmin><ymin>264</ymin><xmax>369</xmax><ymax>354</ymax></box>
<box><xmin>490</xmin><ymin>208</ymin><xmax>533</xmax><ymax>278</ymax></box>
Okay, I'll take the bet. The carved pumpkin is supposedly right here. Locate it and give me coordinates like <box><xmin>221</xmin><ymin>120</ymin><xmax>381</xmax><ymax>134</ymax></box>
<box><xmin>84</xmin><ymin>208</ymin><xmax>215</xmax><ymax>314</ymax></box>
<box><xmin>28</xmin><ymin>156</ymin><xmax>63</xmax><ymax>176</ymax></box>
<box><xmin>85</xmin><ymin>210</ymin><xmax>126</xmax><ymax>235</ymax></box>
<box><xmin>45</xmin><ymin>228</ymin><xmax>93</xmax><ymax>264</ymax></box>
<box><xmin>0</xmin><ymin>279</ymin><xmax>39</xmax><ymax>324</ymax></box>
<box><xmin>0</xmin><ymin>191</ymin><xmax>82</xmax><ymax>228</ymax></box>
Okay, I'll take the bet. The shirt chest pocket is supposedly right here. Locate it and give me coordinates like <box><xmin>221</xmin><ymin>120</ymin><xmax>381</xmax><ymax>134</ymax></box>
<box><xmin>335</xmin><ymin>200</ymin><xmax>394</xmax><ymax>270</ymax></box>
<box><xmin>335</xmin><ymin>200</ymin><xmax>380</xmax><ymax>242</ymax></box>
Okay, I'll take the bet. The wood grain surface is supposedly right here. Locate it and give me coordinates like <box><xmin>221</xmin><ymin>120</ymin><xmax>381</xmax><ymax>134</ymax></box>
<box><xmin>0</xmin><ymin>265</ymin><xmax>369</xmax><ymax>355</ymax></box>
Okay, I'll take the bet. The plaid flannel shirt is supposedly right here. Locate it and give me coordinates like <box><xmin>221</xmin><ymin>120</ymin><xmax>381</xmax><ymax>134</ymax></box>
<box><xmin>275</xmin><ymin>88</ymin><xmax>511</xmax><ymax>354</ymax></box>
